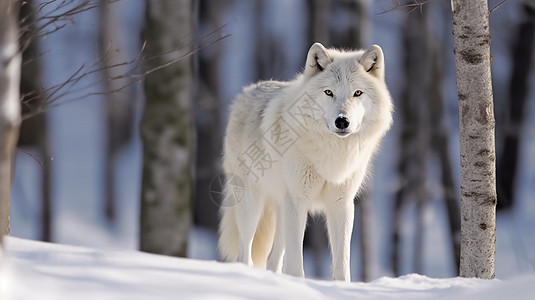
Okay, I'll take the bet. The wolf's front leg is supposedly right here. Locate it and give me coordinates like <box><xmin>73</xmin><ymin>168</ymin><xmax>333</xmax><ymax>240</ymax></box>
<box><xmin>281</xmin><ymin>198</ymin><xmax>308</xmax><ymax>277</ymax></box>
<box><xmin>325</xmin><ymin>200</ymin><xmax>354</xmax><ymax>281</ymax></box>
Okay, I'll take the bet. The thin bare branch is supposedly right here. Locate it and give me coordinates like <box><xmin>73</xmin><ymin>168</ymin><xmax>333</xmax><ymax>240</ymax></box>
<box><xmin>20</xmin><ymin>18</ymin><xmax>231</xmax><ymax>121</ymax></box>
<box><xmin>18</xmin><ymin>0</ymin><xmax>120</xmax><ymax>53</ymax></box>
<box><xmin>376</xmin><ymin>0</ymin><xmax>432</xmax><ymax>15</ymax></box>
<box><xmin>489</xmin><ymin>0</ymin><xmax>508</xmax><ymax>14</ymax></box>
<box><xmin>15</xmin><ymin>147</ymin><xmax>53</xmax><ymax>168</ymax></box>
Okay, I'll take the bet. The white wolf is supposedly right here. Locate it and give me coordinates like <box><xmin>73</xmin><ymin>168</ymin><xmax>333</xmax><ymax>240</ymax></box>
<box><xmin>218</xmin><ymin>43</ymin><xmax>393</xmax><ymax>281</ymax></box>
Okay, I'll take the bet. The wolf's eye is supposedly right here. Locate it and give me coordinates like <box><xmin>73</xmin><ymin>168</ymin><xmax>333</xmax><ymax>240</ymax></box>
<box><xmin>324</xmin><ymin>89</ymin><xmax>333</xmax><ymax>97</ymax></box>
<box><xmin>354</xmin><ymin>90</ymin><xmax>363</xmax><ymax>97</ymax></box>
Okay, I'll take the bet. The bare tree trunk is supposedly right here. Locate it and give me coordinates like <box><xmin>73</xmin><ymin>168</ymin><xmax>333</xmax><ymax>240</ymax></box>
<box><xmin>392</xmin><ymin>5</ymin><xmax>431</xmax><ymax>276</ymax></box>
<box><xmin>306</xmin><ymin>0</ymin><xmax>332</xmax><ymax>278</ymax></box>
<box><xmin>307</xmin><ymin>0</ymin><xmax>332</xmax><ymax>45</ymax></box>
<box><xmin>497</xmin><ymin>2</ymin><xmax>535</xmax><ymax>210</ymax></box>
<box><xmin>429</xmin><ymin>33</ymin><xmax>461</xmax><ymax>274</ymax></box>
<box><xmin>333</xmin><ymin>0</ymin><xmax>374</xmax><ymax>282</ymax></box>
<box><xmin>307</xmin><ymin>0</ymin><xmax>372</xmax><ymax>280</ymax></box>
<box><xmin>451</xmin><ymin>0</ymin><xmax>497</xmax><ymax>279</ymax></box>
<box><xmin>193</xmin><ymin>0</ymin><xmax>227</xmax><ymax>230</ymax></box>
<box><xmin>254</xmin><ymin>1</ymin><xmax>287</xmax><ymax>80</ymax></box>
<box><xmin>18</xmin><ymin>0</ymin><xmax>53</xmax><ymax>242</ymax></box>
<box><xmin>99</xmin><ymin>0</ymin><xmax>135</xmax><ymax>222</ymax></box>
<box><xmin>330</xmin><ymin>0</ymin><xmax>369</xmax><ymax>49</ymax></box>
<box><xmin>140</xmin><ymin>0</ymin><xmax>194</xmax><ymax>257</ymax></box>
<box><xmin>0</xmin><ymin>0</ymin><xmax>21</xmax><ymax>245</ymax></box>
<box><xmin>351</xmin><ymin>0</ymin><xmax>372</xmax><ymax>282</ymax></box>
<box><xmin>391</xmin><ymin>186</ymin><xmax>404</xmax><ymax>276</ymax></box>
<box><xmin>306</xmin><ymin>0</ymin><xmax>373</xmax><ymax>280</ymax></box>
<box><xmin>356</xmin><ymin>189</ymin><xmax>371</xmax><ymax>281</ymax></box>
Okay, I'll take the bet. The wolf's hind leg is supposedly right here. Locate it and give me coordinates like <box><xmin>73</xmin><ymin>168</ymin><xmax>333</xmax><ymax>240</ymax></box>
<box><xmin>235</xmin><ymin>186</ymin><xmax>263</xmax><ymax>266</ymax></box>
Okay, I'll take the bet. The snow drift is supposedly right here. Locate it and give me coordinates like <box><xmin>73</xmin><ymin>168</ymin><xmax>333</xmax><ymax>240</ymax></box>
<box><xmin>1</xmin><ymin>237</ymin><xmax>534</xmax><ymax>300</ymax></box>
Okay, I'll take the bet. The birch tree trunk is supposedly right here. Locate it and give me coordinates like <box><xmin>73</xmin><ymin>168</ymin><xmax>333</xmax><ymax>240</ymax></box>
<box><xmin>0</xmin><ymin>0</ymin><xmax>21</xmax><ymax>245</ymax></box>
<box><xmin>451</xmin><ymin>0</ymin><xmax>496</xmax><ymax>279</ymax></box>
<box><xmin>140</xmin><ymin>0</ymin><xmax>194</xmax><ymax>257</ymax></box>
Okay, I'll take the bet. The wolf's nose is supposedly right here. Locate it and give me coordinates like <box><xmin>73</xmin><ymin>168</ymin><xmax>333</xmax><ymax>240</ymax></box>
<box><xmin>335</xmin><ymin>116</ymin><xmax>350</xmax><ymax>130</ymax></box>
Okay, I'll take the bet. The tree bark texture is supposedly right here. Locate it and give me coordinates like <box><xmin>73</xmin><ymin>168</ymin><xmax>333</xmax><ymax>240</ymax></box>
<box><xmin>0</xmin><ymin>0</ymin><xmax>21</xmax><ymax>245</ymax></box>
<box><xmin>140</xmin><ymin>0</ymin><xmax>194</xmax><ymax>257</ymax></box>
<box><xmin>451</xmin><ymin>0</ymin><xmax>496</xmax><ymax>279</ymax></box>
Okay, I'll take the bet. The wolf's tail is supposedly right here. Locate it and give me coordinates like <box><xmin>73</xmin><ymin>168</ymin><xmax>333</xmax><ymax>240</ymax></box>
<box><xmin>218</xmin><ymin>202</ymin><xmax>275</xmax><ymax>268</ymax></box>
<box><xmin>218</xmin><ymin>205</ymin><xmax>240</xmax><ymax>262</ymax></box>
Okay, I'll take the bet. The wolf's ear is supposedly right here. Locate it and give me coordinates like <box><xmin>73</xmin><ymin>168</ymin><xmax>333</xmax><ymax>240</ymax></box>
<box><xmin>305</xmin><ymin>43</ymin><xmax>333</xmax><ymax>77</ymax></box>
<box><xmin>359</xmin><ymin>45</ymin><xmax>385</xmax><ymax>79</ymax></box>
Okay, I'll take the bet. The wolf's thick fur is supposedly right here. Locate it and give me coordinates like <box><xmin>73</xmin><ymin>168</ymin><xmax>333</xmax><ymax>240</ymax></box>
<box><xmin>218</xmin><ymin>43</ymin><xmax>393</xmax><ymax>281</ymax></box>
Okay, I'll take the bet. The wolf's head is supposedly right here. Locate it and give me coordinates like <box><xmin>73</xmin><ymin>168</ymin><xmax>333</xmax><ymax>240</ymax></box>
<box><xmin>299</xmin><ymin>43</ymin><xmax>393</xmax><ymax>139</ymax></box>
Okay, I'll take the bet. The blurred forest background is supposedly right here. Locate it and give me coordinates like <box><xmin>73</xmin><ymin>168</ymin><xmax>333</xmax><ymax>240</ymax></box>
<box><xmin>9</xmin><ymin>0</ymin><xmax>535</xmax><ymax>281</ymax></box>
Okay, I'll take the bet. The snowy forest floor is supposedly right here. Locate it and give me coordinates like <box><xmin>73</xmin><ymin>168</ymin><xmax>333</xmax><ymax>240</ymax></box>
<box><xmin>1</xmin><ymin>237</ymin><xmax>534</xmax><ymax>300</ymax></box>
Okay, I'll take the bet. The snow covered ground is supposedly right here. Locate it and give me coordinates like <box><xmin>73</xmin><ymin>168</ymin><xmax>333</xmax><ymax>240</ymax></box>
<box><xmin>2</xmin><ymin>236</ymin><xmax>534</xmax><ymax>300</ymax></box>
